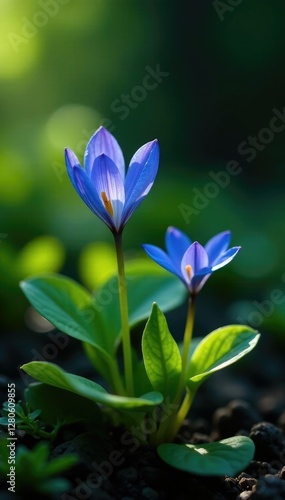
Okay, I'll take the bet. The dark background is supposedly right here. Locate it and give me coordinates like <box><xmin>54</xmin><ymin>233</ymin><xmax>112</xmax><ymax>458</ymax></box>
<box><xmin>1</xmin><ymin>0</ymin><xmax>285</xmax><ymax>355</ymax></box>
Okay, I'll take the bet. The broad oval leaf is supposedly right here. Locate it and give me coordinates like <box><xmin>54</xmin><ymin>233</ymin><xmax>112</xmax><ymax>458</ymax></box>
<box><xmin>158</xmin><ymin>436</ymin><xmax>255</xmax><ymax>476</ymax></box>
<box><xmin>20</xmin><ymin>274</ymin><xmax>112</xmax><ymax>356</ymax></box>
<box><xmin>21</xmin><ymin>362</ymin><xmax>163</xmax><ymax>412</ymax></box>
<box><xmin>94</xmin><ymin>274</ymin><xmax>186</xmax><ymax>347</ymax></box>
<box><xmin>186</xmin><ymin>325</ymin><xmax>260</xmax><ymax>388</ymax></box>
<box><xmin>142</xmin><ymin>303</ymin><xmax>181</xmax><ymax>400</ymax></box>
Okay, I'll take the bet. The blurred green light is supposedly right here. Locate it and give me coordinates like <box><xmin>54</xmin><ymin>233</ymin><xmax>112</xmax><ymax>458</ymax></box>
<box><xmin>0</xmin><ymin>151</ymin><xmax>33</xmax><ymax>204</ymax></box>
<box><xmin>17</xmin><ymin>235</ymin><xmax>65</xmax><ymax>277</ymax></box>
<box><xmin>79</xmin><ymin>241</ymin><xmax>117</xmax><ymax>291</ymax></box>
<box><xmin>0</xmin><ymin>5</ymin><xmax>39</xmax><ymax>79</ymax></box>
<box><xmin>44</xmin><ymin>104</ymin><xmax>101</xmax><ymax>153</ymax></box>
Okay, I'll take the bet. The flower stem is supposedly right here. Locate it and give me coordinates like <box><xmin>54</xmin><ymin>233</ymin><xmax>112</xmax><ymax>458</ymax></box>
<box><xmin>180</xmin><ymin>294</ymin><xmax>196</xmax><ymax>389</ymax></box>
<box><xmin>114</xmin><ymin>233</ymin><xmax>134</xmax><ymax>396</ymax></box>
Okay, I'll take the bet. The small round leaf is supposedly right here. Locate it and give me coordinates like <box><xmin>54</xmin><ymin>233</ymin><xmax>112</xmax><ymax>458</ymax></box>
<box><xmin>158</xmin><ymin>436</ymin><xmax>255</xmax><ymax>476</ymax></box>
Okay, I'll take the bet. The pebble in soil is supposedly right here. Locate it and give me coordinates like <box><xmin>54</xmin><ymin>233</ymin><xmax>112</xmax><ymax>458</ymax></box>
<box><xmin>249</xmin><ymin>421</ymin><xmax>285</xmax><ymax>462</ymax></box>
<box><xmin>212</xmin><ymin>399</ymin><xmax>262</xmax><ymax>439</ymax></box>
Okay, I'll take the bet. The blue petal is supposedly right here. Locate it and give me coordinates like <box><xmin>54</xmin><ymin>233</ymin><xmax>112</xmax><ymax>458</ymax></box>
<box><xmin>73</xmin><ymin>166</ymin><xmax>115</xmax><ymax>231</ymax></box>
<box><xmin>84</xmin><ymin>127</ymin><xmax>125</xmax><ymax>179</ymax></box>
<box><xmin>122</xmin><ymin>140</ymin><xmax>159</xmax><ymax>225</ymax></box>
<box><xmin>65</xmin><ymin>148</ymin><xmax>83</xmax><ymax>194</ymax></box>
<box><xmin>204</xmin><ymin>231</ymin><xmax>231</xmax><ymax>265</ymax></box>
<box><xmin>142</xmin><ymin>244</ymin><xmax>180</xmax><ymax>277</ymax></box>
<box><xmin>191</xmin><ymin>273</ymin><xmax>212</xmax><ymax>293</ymax></box>
<box><xmin>181</xmin><ymin>242</ymin><xmax>209</xmax><ymax>277</ymax></box>
<box><xmin>165</xmin><ymin>227</ymin><xmax>192</xmax><ymax>272</ymax></box>
<box><xmin>91</xmin><ymin>154</ymin><xmax>125</xmax><ymax>231</ymax></box>
<box><xmin>211</xmin><ymin>246</ymin><xmax>241</xmax><ymax>271</ymax></box>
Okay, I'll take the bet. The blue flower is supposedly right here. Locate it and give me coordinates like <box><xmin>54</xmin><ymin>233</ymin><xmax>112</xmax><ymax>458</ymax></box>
<box><xmin>142</xmin><ymin>227</ymin><xmax>241</xmax><ymax>294</ymax></box>
<box><xmin>65</xmin><ymin>127</ymin><xmax>159</xmax><ymax>233</ymax></box>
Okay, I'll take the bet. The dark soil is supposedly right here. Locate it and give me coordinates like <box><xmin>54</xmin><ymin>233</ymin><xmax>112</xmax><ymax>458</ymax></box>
<box><xmin>1</xmin><ymin>331</ymin><xmax>285</xmax><ymax>499</ymax></box>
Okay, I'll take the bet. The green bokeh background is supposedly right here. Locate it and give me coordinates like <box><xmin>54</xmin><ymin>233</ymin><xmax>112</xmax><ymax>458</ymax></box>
<box><xmin>1</xmin><ymin>0</ymin><xmax>285</xmax><ymax>337</ymax></box>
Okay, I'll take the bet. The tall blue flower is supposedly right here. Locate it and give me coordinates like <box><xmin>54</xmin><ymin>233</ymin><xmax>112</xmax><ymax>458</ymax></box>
<box><xmin>142</xmin><ymin>227</ymin><xmax>241</xmax><ymax>294</ymax></box>
<box><xmin>65</xmin><ymin>127</ymin><xmax>159</xmax><ymax>233</ymax></box>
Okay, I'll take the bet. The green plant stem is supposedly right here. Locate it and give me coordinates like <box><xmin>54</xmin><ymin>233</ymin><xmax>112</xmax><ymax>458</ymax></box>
<box><xmin>173</xmin><ymin>293</ymin><xmax>196</xmax><ymax>406</ymax></box>
<box><xmin>114</xmin><ymin>233</ymin><xmax>134</xmax><ymax>396</ymax></box>
<box><xmin>180</xmin><ymin>293</ymin><xmax>196</xmax><ymax>384</ymax></box>
<box><xmin>154</xmin><ymin>403</ymin><xmax>177</xmax><ymax>445</ymax></box>
<box><xmin>163</xmin><ymin>389</ymin><xmax>195</xmax><ymax>443</ymax></box>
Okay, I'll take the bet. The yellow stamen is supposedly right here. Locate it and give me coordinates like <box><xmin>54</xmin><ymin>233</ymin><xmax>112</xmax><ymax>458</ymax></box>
<box><xmin>185</xmin><ymin>264</ymin><xmax>192</xmax><ymax>280</ymax></box>
<box><xmin>101</xmin><ymin>191</ymin><xmax>114</xmax><ymax>217</ymax></box>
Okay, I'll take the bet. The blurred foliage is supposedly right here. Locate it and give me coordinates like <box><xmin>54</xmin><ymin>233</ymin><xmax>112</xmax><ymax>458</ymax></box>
<box><xmin>0</xmin><ymin>439</ymin><xmax>77</xmax><ymax>495</ymax></box>
<box><xmin>0</xmin><ymin>0</ymin><xmax>285</xmax><ymax>336</ymax></box>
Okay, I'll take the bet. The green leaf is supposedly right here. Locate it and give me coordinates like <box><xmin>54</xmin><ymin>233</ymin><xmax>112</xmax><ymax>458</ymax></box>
<box><xmin>20</xmin><ymin>274</ymin><xmax>112</xmax><ymax>357</ymax></box>
<box><xmin>0</xmin><ymin>401</ymin><xmax>40</xmax><ymax>426</ymax></box>
<box><xmin>83</xmin><ymin>342</ymin><xmax>114</xmax><ymax>386</ymax></box>
<box><xmin>132</xmin><ymin>351</ymin><xmax>153</xmax><ymax>397</ymax></box>
<box><xmin>128</xmin><ymin>275</ymin><xmax>186</xmax><ymax>327</ymax></box>
<box><xmin>25</xmin><ymin>383</ymin><xmax>104</xmax><ymax>426</ymax></box>
<box><xmin>157</xmin><ymin>436</ymin><xmax>255</xmax><ymax>476</ymax></box>
<box><xmin>125</xmin><ymin>257</ymin><xmax>172</xmax><ymax>277</ymax></box>
<box><xmin>21</xmin><ymin>362</ymin><xmax>163</xmax><ymax>412</ymax></box>
<box><xmin>95</xmin><ymin>273</ymin><xmax>186</xmax><ymax>348</ymax></box>
<box><xmin>142</xmin><ymin>303</ymin><xmax>181</xmax><ymax>400</ymax></box>
<box><xmin>186</xmin><ymin>325</ymin><xmax>260</xmax><ymax>388</ymax></box>
<box><xmin>15</xmin><ymin>443</ymin><xmax>76</xmax><ymax>494</ymax></box>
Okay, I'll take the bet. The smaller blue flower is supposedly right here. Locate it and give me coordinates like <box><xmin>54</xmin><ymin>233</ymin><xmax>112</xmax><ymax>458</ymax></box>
<box><xmin>65</xmin><ymin>127</ymin><xmax>159</xmax><ymax>234</ymax></box>
<box><xmin>142</xmin><ymin>227</ymin><xmax>241</xmax><ymax>294</ymax></box>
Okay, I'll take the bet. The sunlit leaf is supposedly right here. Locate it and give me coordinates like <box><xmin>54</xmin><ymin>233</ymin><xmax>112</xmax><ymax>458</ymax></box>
<box><xmin>142</xmin><ymin>303</ymin><xmax>181</xmax><ymax>400</ymax></box>
<box><xmin>158</xmin><ymin>436</ymin><xmax>255</xmax><ymax>476</ymax></box>
<box><xmin>186</xmin><ymin>325</ymin><xmax>260</xmax><ymax>388</ymax></box>
<box><xmin>20</xmin><ymin>274</ymin><xmax>111</xmax><ymax>356</ymax></box>
<box><xmin>21</xmin><ymin>362</ymin><xmax>163</xmax><ymax>412</ymax></box>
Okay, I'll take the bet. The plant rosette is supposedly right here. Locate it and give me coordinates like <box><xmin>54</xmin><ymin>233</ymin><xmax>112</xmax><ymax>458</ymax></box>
<box><xmin>17</xmin><ymin>127</ymin><xmax>259</xmax><ymax>478</ymax></box>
